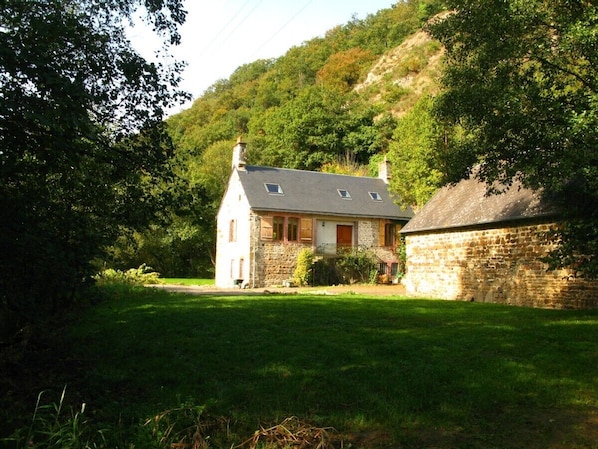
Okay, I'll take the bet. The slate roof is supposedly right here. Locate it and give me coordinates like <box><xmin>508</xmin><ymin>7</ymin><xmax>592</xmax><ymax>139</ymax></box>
<box><xmin>401</xmin><ymin>174</ymin><xmax>559</xmax><ymax>234</ymax></box>
<box><xmin>236</xmin><ymin>165</ymin><xmax>414</xmax><ymax>220</ymax></box>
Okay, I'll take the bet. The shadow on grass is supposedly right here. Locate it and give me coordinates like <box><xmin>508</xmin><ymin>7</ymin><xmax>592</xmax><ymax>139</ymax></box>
<box><xmin>7</xmin><ymin>288</ymin><xmax>598</xmax><ymax>448</ymax></box>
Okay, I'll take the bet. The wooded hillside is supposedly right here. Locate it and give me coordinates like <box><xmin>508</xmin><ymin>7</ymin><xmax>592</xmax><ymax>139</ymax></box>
<box><xmin>168</xmin><ymin>1</ymin><xmax>444</xmax><ymax>172</ymax></box>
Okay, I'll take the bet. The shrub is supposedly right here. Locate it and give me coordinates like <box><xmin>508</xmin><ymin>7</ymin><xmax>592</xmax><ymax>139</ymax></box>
<box><xmin>311</xmin><ymin>249</ymin><xmax>379</xmax><ymax>286</ymax></box>
<box><xmin>94</xmin><ymin>264</ymin><xmax>161</xmax><ymax>286</ymax></box>
<box><xmin>312</xmin><ymin>258</ymin><xmax>343</xmax><ymax>286</ymax></box>
<box><xmin>336</xmin><ymin>248</ymin><xmax>378</xmax><ymax>284</ymax></box>
<box><xmin>293</xmin><ymin>249</ymin><xmax>314</xmax><ymax>286</ymax></box>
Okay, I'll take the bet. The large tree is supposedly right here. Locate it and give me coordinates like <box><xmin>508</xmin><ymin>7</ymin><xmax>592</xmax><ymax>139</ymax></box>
<box><xmin>248</xmin><ymin>86</ymin><xmax>386</xmax><ymax>170</ymax></box>
<box><xmin>0</xmin><ymin>0</ymin><xmax>187</xmax><ymax>328</ymax></box>
<box><xmin>429</xmin><ymin>1</ymin><xmax>598</xmax><ymax>278</ymax></box>
<box><xmin>388</xmin><ymin>95</ymin><xmax>445</xmax><ymax>209</ymax></box>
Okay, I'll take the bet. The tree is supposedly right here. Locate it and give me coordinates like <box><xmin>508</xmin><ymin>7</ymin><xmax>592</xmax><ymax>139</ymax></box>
<box><xmin>248</xmin><ymin>86</ymin><xmax>385</xmax><ymax>170</ymax></box>
<box><xmin>0</xmin><ymin>0</ymin><xmax>187</xmax><ymax>328</ymax></box>
<box><xmin>316</xmin><ymin>47</ymin><xmax>376</xmax><ymax>93</ymax></box>
<box><xmin>429</xmin><ymin>1</ymin><xmax>598</xmax><ymax>278</ymax></box>
<box><xmin>388</xmin><ymin>95</ymin><xmax>444</xmax><ymax>209</ymax></box>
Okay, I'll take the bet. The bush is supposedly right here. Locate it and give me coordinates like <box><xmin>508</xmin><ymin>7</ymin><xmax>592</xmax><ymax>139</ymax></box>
<box><xmin>312</xmin><ymin>258</ymin><xmax>343</xmax><ymax>286</ymax></box>
<box><xmin>293</xmin><ymin>249</ymin><xmax>314</xmax><ymax>286</ymax></box>
<box><xmin>311</xmin><ymin>249</ymin><xmax>378</xmax><ymax>286</ymax></box>
<box><xmin>336</xmin><ymin>248</ymin><xmax>378</xmax><ymax>284</ymax></box>
<box><xmin>94</xmin><ymin>264</ymin><xmax>161</xmax><ymax>286</ymax></box>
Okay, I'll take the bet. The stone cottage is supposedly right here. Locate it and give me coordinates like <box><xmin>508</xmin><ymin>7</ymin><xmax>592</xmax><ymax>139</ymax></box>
<box><xmin>215</xmin><ymin>139</ymin><xmax>414</xmax><ymax>288</ymax></box>
<box><xmin>400</xmin><ymin>174</ymin><xmax>598</xmax><ymax>309</ymax></box>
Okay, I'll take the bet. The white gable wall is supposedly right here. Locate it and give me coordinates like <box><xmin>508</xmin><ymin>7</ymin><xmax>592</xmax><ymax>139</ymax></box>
<box><xmin>215</xmin><ymin>170</ymin><xmax>252</xmax><ymax>288</ymax></box>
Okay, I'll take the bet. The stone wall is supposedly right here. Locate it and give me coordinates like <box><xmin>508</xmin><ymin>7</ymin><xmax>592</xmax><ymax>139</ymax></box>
<box><xmin>403</xmin><ymin>221</ymin><xmax>598</xmax><ymax>309</ymax></box>
<box><xmin>359</xmin><ymin>220</ymin><xmax>401</xmax><ymax>262</ymax></box>
<box><xmin>358</xmin><ymin>220</ymin><xmax>377</xmax><ymax>247</ymax></box>
<box><xmin>255</xmin><ymin>242</ymin><xmax>311</xmax><ymax>287</ymax></box>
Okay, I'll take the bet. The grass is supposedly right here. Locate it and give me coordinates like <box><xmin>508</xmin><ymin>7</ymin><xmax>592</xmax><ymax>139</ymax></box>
<box><xmin>2</xmin><ymin>285</ymin><xmax>597</xmax><ymax>448</ymax></box>
<box><xmin>160</xmin><ymin>278</ymin><xmax>215</xmax><ymax>286</ymax></box>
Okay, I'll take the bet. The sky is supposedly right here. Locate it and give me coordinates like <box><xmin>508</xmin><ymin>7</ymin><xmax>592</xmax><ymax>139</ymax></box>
<box><xmin>129</xmin><ymin>0</ymin><xmax>396</xmax><ymax>114</ymax></box>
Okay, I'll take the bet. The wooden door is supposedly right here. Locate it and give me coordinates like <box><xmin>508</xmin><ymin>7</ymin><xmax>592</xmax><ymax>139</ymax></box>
<box><xmin>336</xmin><ymin>225</ymin><xmax>353</xmax><ymax>247</ymax></box>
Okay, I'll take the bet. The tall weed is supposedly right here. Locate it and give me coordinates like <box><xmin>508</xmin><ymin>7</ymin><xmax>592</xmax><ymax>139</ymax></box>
<box><xmin>4</xmin><ymin>387</ymin><xmax>103</xmax><ymax>449</ymax></box>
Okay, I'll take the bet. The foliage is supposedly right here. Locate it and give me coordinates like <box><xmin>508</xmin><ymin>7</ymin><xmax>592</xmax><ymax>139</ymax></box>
<box><xmin>4</xmin><ymin>387</ymin><xmax>102</xmax><ymax>449</ymax></box>
<box><xmin>248</xmin><ymin>87</ymin><xmax>387</xmax><ymax>170</ymax></box>
<box><xmin>293</xmin><ymin>249</ymin><xmax>314</xmax><ymax>287</ymax></box>
<box><xmin>107</xmin><ymin>214</ymin><xmax>214</xmax><ymax>278</ymax></box>
<box><xmin>311</xmin><ymin>258</ymin><xmax>343</xmax><ymax>286</ymax></box>
<box><xmin>143</xmin><ymin>403</ymin><xmax>220</xmax><ymax>449</ymax></box>
<box><xmin>0</xmin><ymin>0</ymin><xmax>187</xmax><ymax>327</ymax></box>
<box><xmin>337</xmin><ymin>0</ymin><xmax>444</xmax><ymax>55</ymax></box>
<box><xmin>94</xmin><ymin>264</ymin><xmax>161</xmax><ymax>286</ymax></box>
<box><xmin>316</xmin><ymin>47</ymin><xmax>376</xmax><ymax>93</ymax></box>
<box><xmin>106</xmin><ymin>138</ymin><xmax>224</xmax><ymax>278</ymax></box>
<box><xmin>397</xmin><ymin>235</ymin><xmax>407</xmax><ymax>278</ymax></box>
<box><xmin>320</xmin><ymin>159</ymin><xmax>370</xmax><ymax>176</ymax></box>
<box><xmin>388</xmin><ymin>95</ymin><xmax>445</xmax><ymax>209</ymax></box>
<box><xmin>335</xmin><ymin>248</ymin><xmax>378</xmax><ymax>284</ymax></box>
<box><xmin>429</xmin><ymin>0</ymin><xmax>598</xmax><ymax>277</ymax></box>
<box><xmin>311</xmin><ymin>249</ymin><xmax>380</xmax><ymax>286</ymax></box>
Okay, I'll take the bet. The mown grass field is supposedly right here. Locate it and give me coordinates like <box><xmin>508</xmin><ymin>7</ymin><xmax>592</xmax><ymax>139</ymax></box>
<box><xmin>2</xmin><ymin>285</ymin><xmax>597</xmax><ymax>448</ymax></box>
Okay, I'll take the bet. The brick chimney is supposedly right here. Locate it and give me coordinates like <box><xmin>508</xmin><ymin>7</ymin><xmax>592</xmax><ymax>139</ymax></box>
<box><xmin>378</xmin><ymin>157</ymin><xmax>391</xmax><ymax>183</ymax></box>
<box><xmin>232</xmin><ymin>136</ymin><xmax>247</xmax><ymax>170</ymax></box>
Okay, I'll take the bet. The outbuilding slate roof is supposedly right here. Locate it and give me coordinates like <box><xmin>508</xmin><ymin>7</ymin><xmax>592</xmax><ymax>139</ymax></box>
<box><xmin>401</xmin><ymin>174</ymin><xmax>559</xmax><ymax>234</ymax></box>
<box><xmin>236</xmin><ymin>165</ymin><xmax>414</xmax><ymax>220</ymax></box>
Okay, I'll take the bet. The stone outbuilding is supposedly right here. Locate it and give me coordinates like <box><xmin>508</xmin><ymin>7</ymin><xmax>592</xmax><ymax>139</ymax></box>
<box><xmin>215</xmin><ymin>139</ymin><xmax>414</xmax><ymax>288</ymax></box>
<box><xmin>400</xmin><ymin>174</ymin><xmax>598</xmax><ymax>309</ymax></box>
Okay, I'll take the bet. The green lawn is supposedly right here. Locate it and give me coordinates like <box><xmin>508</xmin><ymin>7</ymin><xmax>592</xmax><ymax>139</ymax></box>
<box><xmin>4</xmin><ymin>286</ymin><xmax>598</xmax><ymax>448</ymax></box>
<box><xmin>160</xmin><ymin>278</ymin><xmax>214</xmax><ymax>286</ymax></box>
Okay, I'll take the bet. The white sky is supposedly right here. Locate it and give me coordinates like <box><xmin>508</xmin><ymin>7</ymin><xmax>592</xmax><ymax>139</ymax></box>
<box><xmin>129</xmin><ymin>0</ymin><xmax>396</xmax><ymax>114</ymax></box>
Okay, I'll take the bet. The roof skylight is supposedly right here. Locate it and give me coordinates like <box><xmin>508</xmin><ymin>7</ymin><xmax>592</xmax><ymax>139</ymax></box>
<box><xmin>337</xmin><ymin>189</ymin><xmax>351</xmax><ymax>199</ymax></box>
<box><xmin>369</xmin><ymin>192</ymin><xmax>383</xmax><ymax>201</ymax></box>
<box><xmin>265</xmin><ymin>183</ymin><xmax>283</xmax><ymax>195</ymax></box>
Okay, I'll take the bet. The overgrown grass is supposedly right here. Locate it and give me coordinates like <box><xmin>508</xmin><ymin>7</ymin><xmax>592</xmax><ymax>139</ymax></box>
<box><xmin>3</xmin><ymin>285</ymin><xmax>597</xmax><ymax>448</ymax></box>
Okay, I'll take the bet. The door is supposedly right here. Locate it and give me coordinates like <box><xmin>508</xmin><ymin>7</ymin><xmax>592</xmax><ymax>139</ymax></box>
<box><xmin>336</xmin><ymin>225</ymin><xmax>353</xmax><ymax>248</ymax></box>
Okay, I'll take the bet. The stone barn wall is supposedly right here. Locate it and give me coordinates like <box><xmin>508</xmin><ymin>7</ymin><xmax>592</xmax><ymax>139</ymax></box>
<box><xmin>403</xmin><ymin>221</ymin><xmax>598</xmax><ymax>309</ymax></box>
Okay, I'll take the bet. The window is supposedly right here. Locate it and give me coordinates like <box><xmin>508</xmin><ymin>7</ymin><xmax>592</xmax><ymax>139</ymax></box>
<box><xmin>287</xmin><ymin>217</ymin><xmax>298</xmax><ymax>241</ymax></box>
<box><xmin>273</xmin><ymin>216</ymin><xmax>284</xmax><ymax>241</ymax></box>
<box><xmin>229</xmin><ymin>219</ymin><xmax>236</xmax><ymax>242</ymax></box>
<box><xmin>378</xmin><ymin>263</ymin><xmax>388</xmax><ymax>275</ymax></box>
<box><xmin>337</xmin><ymin>189</ymin><xmax>351</xmax><ymax>199</ymax></box>
<box><xmin>265</xmin><ymin>183</ymin><xmax>283</xmax><ymax>195</ymax></box>
<box><xmin>369</xmin><ymin>192</ymin><xmax>382</xmax><ymax>201</ymax></box>
<box><xmin>379</xmin><ymin>221</ymin><xmax>397</xmax><ymax>247</ymax></box>
<box><xmin>261</xmin><ymin>215</ymin><xmax>313</xmax><ymax>243</ymax></box>
<box><xmin>384</xmin><ymin>223</ymin><xmax>396</xmax><ymax>247</ymax></box>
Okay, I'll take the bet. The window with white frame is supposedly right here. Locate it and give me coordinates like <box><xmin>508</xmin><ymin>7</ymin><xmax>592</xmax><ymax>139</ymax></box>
<box><xmin>337</xmin><ymin>189</ymin><xmax>351</xmax><ymax>199</ymax></box>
